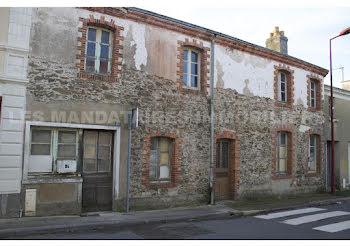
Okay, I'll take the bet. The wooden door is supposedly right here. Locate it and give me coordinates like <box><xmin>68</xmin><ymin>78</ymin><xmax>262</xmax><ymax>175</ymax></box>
<box><xmin>82</xmin><ymin>130</ymin><xmax>113</xmax><ymax>212</ymax></box>
<box><xmin>215</xmin><ymin>140</ymin><xmax>230</xmax><ymax>200</ymax></box>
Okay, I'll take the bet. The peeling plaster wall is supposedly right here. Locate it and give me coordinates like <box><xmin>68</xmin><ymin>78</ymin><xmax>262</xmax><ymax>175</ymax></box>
<box><xmin>214</xmin><ymin>44</ymin><xmax>322</xmax><ymax>108</ymax></box>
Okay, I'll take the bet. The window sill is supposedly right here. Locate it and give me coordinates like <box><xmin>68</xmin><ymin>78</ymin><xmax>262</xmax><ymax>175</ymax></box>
<box><xmin>272</xmin><ymin>174</ymin><xmax>295</xmax><ymax>180</ymax></box>
<box><xmin>77</xmin><ymin>71</ymin><xmax>118</xmax><ymax>82</ymax></box>
<box><xmin>149</xmin><ymin>181</ymin><xmax>176</xmax><ymax>189</ymax></box>
<box><xmin>275</xmin><ymin>101</ymin><xmax>292</xmax><ymax>108</ymax></box>
<box><xmin>23</xmin><ymin>175</ymin><xmax>82</xmax><ymax>184</ymax></box>
<box><xmin>307</xmin><ymin>107</ymin><xmax>321</xmax><ymax>112</ymax></box>
<box><xmin>306</xmin><ymin>172</ymin><xmax>319</xmax><ymax>177</ymax></box>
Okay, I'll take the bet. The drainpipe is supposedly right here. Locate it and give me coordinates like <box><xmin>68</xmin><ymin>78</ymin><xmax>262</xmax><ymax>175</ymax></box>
<box><xmin>209</xmin><ymin>34</ymin><xmax>216</xmax><ymax>205</ymax></box>
<box><xmin>126</xmin><ymin>109</ymin><xmax>132</xmax><ymax>212</ymax></box>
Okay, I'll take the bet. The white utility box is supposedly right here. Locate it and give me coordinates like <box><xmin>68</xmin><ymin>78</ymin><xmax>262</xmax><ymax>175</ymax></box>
<box><xmin>57</xmin><ymin>160</ymin><xmax>77</xmax><ymax>173</ymax></box>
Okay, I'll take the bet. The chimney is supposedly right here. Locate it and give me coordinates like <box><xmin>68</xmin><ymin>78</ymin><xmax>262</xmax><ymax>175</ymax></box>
<box><xmin>266</xmin><ymin>26</ymin><xmax>288</xmax><ymax>55</ymax></box>
<box><xmin>341</xmin><ymin>80</ymin><xmax>350</xmax><ymax>90</ymax></box>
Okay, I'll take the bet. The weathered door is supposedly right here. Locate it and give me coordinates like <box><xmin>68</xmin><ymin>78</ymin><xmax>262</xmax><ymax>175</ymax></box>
<box><xmin>82</xmin><ymin>130</ymin><xmax>113</xmax><ymax>212</ymax></box>
<box><xmin>215</xmin><ymin>140</ymin><xmax>230</xmax><ymax>200</ymax></box>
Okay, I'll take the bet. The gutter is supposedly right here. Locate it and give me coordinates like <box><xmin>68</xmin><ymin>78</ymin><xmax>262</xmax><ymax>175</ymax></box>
<box><xmin>209</xmin><ymin>34</ymin><xmax>216</xmax><ymax>205</ymax></box>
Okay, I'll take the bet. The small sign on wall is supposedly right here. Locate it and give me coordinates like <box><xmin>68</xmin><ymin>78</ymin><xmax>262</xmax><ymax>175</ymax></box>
<box><xmin>57</xmin><ymin>160</ymin><xmax>77</xmax><ymax>173</ymax></box>
<box><xmin>25</xmin><ymin>189</ymin><xmax>37</xmax><ymax>216</ymax></box>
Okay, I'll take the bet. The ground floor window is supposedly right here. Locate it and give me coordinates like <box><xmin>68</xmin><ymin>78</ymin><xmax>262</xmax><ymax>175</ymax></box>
<box><xmin>149</xmin><ymin>137</ymin><xmax>173</xmax><ymax>183</ymax></box>
<box><xmin>28</xmin><ymin>128</ymin><xmax>78</xmax><ymax>173</ymax></box>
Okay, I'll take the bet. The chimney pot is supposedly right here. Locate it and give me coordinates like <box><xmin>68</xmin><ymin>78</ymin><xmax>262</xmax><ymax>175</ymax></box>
<box><xmin>266</xmin><ymin>27</ymin><xmax>288</xmax><ymax>55</ymax></box>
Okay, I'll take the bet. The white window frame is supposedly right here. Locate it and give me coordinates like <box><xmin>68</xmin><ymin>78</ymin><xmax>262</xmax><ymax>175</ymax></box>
<box><xmin>182</xmin><ymin>47</ymin><xmax>201</xmax><ymax>90</ymax></box>
<box><xmin>278</xmin><ymin>72</ymin><xmax>287</xmax><ymax>102</ymax></box>
<box><xmin>85</xmin><ymin>27</ymin><xmax>113</xmax><ymax>74</ymax></box>
<box><xmin>310</xmin><ymin>80</ymin><xmax>316</xmax><ymax>108</ymax></box>
<box><xmin>23</xmin><ymin>121</ymin><xmax>122</xmax><ymax>210</ymax></box>
<box><xmin>28</xmin><ymin>127</ymin><xmax>79</xmax><ymax>174</ymax></box>
<box><xmin>277</xmin><ymin>131</ymin><xmax>288</xmax><ymax>174</ymax></box>
<box><xmin>308</xmin><ymin>134</ymin><xmax>317</xmax><ymax>172</ymax></box>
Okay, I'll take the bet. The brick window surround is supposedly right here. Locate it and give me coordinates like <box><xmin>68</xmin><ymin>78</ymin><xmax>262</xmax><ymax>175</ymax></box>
<box><xmin>142</xmin><ymin>129</ymin><xmax>181</xmax><ymax>189</ymax></box>
<box><xmin>176</xmin><ymin>38</ymin><xmax>210</xmax><ymax>95</ymax></box>
<box><xmin>214</xmin><ymin>130</ymin><xmax>240</xmax><ymax>199</ymax></box>
<box><xmin>305</xmin><ymin>131</ymin><xmax>322</xmax><ymax>177</ymax></box>
<box><xmin>272</xmin><ymin>126</ymin><xmax>295</xmax><ymax>179</ymax></box>
<box><xmin>307</xmin><ymin>75</ymin><xmax>322</xmax><ymax>111</ymax></box>
<box><xmin>76</xmin><ymin>15</ymin><xmax>124</xmax><ymax>82</ymax></box>
<box><xmin>274</xmin><ymin>65</ymin><xmax>295</xmax><ymax>108</ymax></box>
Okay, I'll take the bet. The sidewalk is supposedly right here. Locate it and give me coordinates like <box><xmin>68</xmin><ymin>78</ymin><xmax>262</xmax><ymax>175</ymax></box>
<box><xmin>1</xmin><ymin>192</ymin><xmax>349</xmax><ymax>238</ymax></box>
<box><xmin>0</xmin><ymin>204</ymin><xmax>240</xmax><ymax>238</ymax></box>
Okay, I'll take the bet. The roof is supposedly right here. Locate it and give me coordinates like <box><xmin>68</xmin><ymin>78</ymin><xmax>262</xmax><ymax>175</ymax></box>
<box><xmin>128</xmin><ymin>7</ymin><xmax>328</xmax><ymax>76</ymax></box>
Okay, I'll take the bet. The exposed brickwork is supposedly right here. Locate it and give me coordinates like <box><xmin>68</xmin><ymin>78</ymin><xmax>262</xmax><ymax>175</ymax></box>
<box><xmin>307</xmin><ymin>75</ymin><xmax>322</xmax><ymax>112</ymax></box>
<box><xmin>305</xmin><ymin>130</ymin><xmax>323</xmax><ymax>177</ymax></box>
<box><xmin>213</xmin><ymin>130</ymin><xmax>240</xmax><ymax>199</ymax></box>
<box><xmin>79</xmin><ymin>7</ymin><xmax>328</xmax><ymax>77</ymax></box>
<box><xmin>272</xmin><ymin>126</ymin><xmax>296</xmax><ymax>180</ymax></box>
<box><xmin>142</xmin><ymin>129</ymin><xmax>181</xmax><ymax>189</ymax></box>
<box><xmin>274</xmin><ymin>64</ymin><xmax>295</xmax><ymax>108</ymax></box>
<box><xmin>76</xmin><ymin>15</ymin><xmax>124</xmax><ymax>82</ymax></box>
<box><xmin>176</xmin><ymin>38</ymin><xmax>210</xmax><ymax>95</ymax></box>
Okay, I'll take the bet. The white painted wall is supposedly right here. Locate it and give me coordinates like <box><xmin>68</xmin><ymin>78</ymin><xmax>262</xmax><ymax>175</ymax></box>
<box><xmin>0</xmin><ymin>7</ymin><xmax>32</xmax><ymax>194</ymax></box>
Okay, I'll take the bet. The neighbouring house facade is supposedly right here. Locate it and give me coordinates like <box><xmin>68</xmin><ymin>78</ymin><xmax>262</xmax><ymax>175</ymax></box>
<box><xmin>0</xmin><ymin>8</ymin><xmax>32</xmax><ymax>218</ymax></box>
<box><xmin>324</xmin><ymin>84</ymin><xmax>350</xmax><ymax>191</ymax></box>
<box><xmin>0</xmin><ymin>7</ymin><xmax>329</xmax><ymax>217</ymax></box>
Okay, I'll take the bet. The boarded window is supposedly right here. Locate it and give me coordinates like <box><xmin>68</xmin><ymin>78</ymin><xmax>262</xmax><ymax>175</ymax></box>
<box><xmin>277</xmin><ymin>131</ymin><xmax>288</xmax><ymax>173</ymax></box>
<box><xmin>150</xmin><ymin>137</ymin><xmax>173</xmax><ymax>182</ymax></box>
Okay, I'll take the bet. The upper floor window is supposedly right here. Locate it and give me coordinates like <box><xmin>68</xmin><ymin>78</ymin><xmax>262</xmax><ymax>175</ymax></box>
<box><xmin>308</xmin><ymin>78</ymin><xmax>321</xmax><ymax>111</ymax></box>
<box><xmin>278</xmin><ymin>72</ymin><xmax>287</xmax><ymax>102</ymax></box>
<box><xmin>85</xmin><ymin>27</ymin><xmax>113</xmax><ymax>74</ymax></box>
<box><xmin>310</xmin><ymin>80</ymin><xmax>316</xmax><ymax>108</ymax></box>
<box><xmin>182</xmin><ymin>48</ymin><xmax>200</xmax><ymax>90</ymax></box>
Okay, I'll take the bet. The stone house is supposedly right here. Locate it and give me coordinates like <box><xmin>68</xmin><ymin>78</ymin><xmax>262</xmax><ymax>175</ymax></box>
<box><xmin>1</xmin><ymin>7</ymin><xmax>329</xmax><ymax>217</ymax></box>
<box><xmin>0</xmin><ymin>8</ymin><xmax>32</xmax><ymax>218</ymax></box>
<box><xmin>324</xmin><ymin>84</ymin><xmax>350</xmax><ymax>191</ymax></box>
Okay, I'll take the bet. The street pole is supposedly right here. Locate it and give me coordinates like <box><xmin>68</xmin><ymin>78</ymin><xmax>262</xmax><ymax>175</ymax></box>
<box><xmin>329</xmin><ymin>27</ymin><xmax>350</xmax><ymax>194</ymax></box>
<box><xmin>329</xmin><ymin>38</ymin><xmax>335</xmax><ymax>194</ymax></box>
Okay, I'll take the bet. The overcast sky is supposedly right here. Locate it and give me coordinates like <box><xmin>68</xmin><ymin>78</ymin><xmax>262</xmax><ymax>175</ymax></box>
<box><xmin>9</xmin><ymin>0</ymin><xmax>350</xmax><ymax>88</ymax></box>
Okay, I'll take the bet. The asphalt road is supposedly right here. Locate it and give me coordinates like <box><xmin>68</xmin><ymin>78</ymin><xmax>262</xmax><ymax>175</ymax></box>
<box><xmin>11</xmin><ymin>201</ymin><xmax>350</xmax><ymax>239</ymax></box>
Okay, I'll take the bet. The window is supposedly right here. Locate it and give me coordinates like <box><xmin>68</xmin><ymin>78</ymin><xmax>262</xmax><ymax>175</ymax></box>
<box><xmin>85</xmin><ymin>27</ymin><xmax>113</xmax><ymax>74</ymax></box>
<box><xmin>277</xmin><ymin>131</ymin><xmax>288</xmax><ymax>173</ymax></box>
<box><xmin>216</xmin><ymin>141</ymin><xmax>229</xmax><ymax>169</ymax></box>
<box><xmin>150</xmin><ymin>137</ymin><xmax>173</xmax><ymax>182</ymax></box>
<box><xmin>310</xmin><ymin>80</ymin><xmax>316</xmax><ymax>108</ymax></box>
<box><xmin>29</xmin><ymin>128</ymin><xmax>78</xmax><ymax>173</ymax></box>
<box><xmin>31</xmin><ymin>129</ymin><xmax>52</xmax><ymax>155</ymax></box>
<box><xmin>83</xmin><ymin>131</ymin><xmax>112</xmax><ymax>173</ymax></box>
<box><xmin>278</xmin><ymin>72</ymin><xmax>287</xmax><ymax>102</ymax></box>
<box><xmin>182</xmin><ymin>48</ymin><xmax>200</xmax><ymax>89</ymax></box>
<box><xmin>308</xmin><ymin>135</ymin><xmax>317</xmax><ymax>172</ymax></box>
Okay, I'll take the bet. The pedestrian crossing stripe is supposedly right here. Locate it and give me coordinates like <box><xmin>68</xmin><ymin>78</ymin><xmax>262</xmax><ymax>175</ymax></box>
<box><xmin>283</xmin><ymin>211</ymin><xmax>350</xmax><ymax>225</ymax></box>
<box><xmin>313</xmin><ymin>219</ymin><xmax>350</xmax><ymax>233</ymax></box>
<box><xmin>255</xmin><ymin>207</ymin><xmax>326</xmax><ymax>220</ymax></box>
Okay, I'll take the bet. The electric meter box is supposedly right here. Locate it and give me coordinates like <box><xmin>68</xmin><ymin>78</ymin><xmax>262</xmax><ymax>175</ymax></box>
<box><xmin>57</xmin><ymin>160</ymin><xmax>77</xmax><ymax>173</ymax></box>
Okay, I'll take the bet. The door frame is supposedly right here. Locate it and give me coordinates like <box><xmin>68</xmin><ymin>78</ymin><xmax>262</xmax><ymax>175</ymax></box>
<box><xmin>214</xmin><ymin>130</ymin><xmax>240</xmax><ymax>200</ymax></box>
<box><xmin>23</xmin><ymin>121</ymin><xmax>121</xmax><ymax>210</ymax></box>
